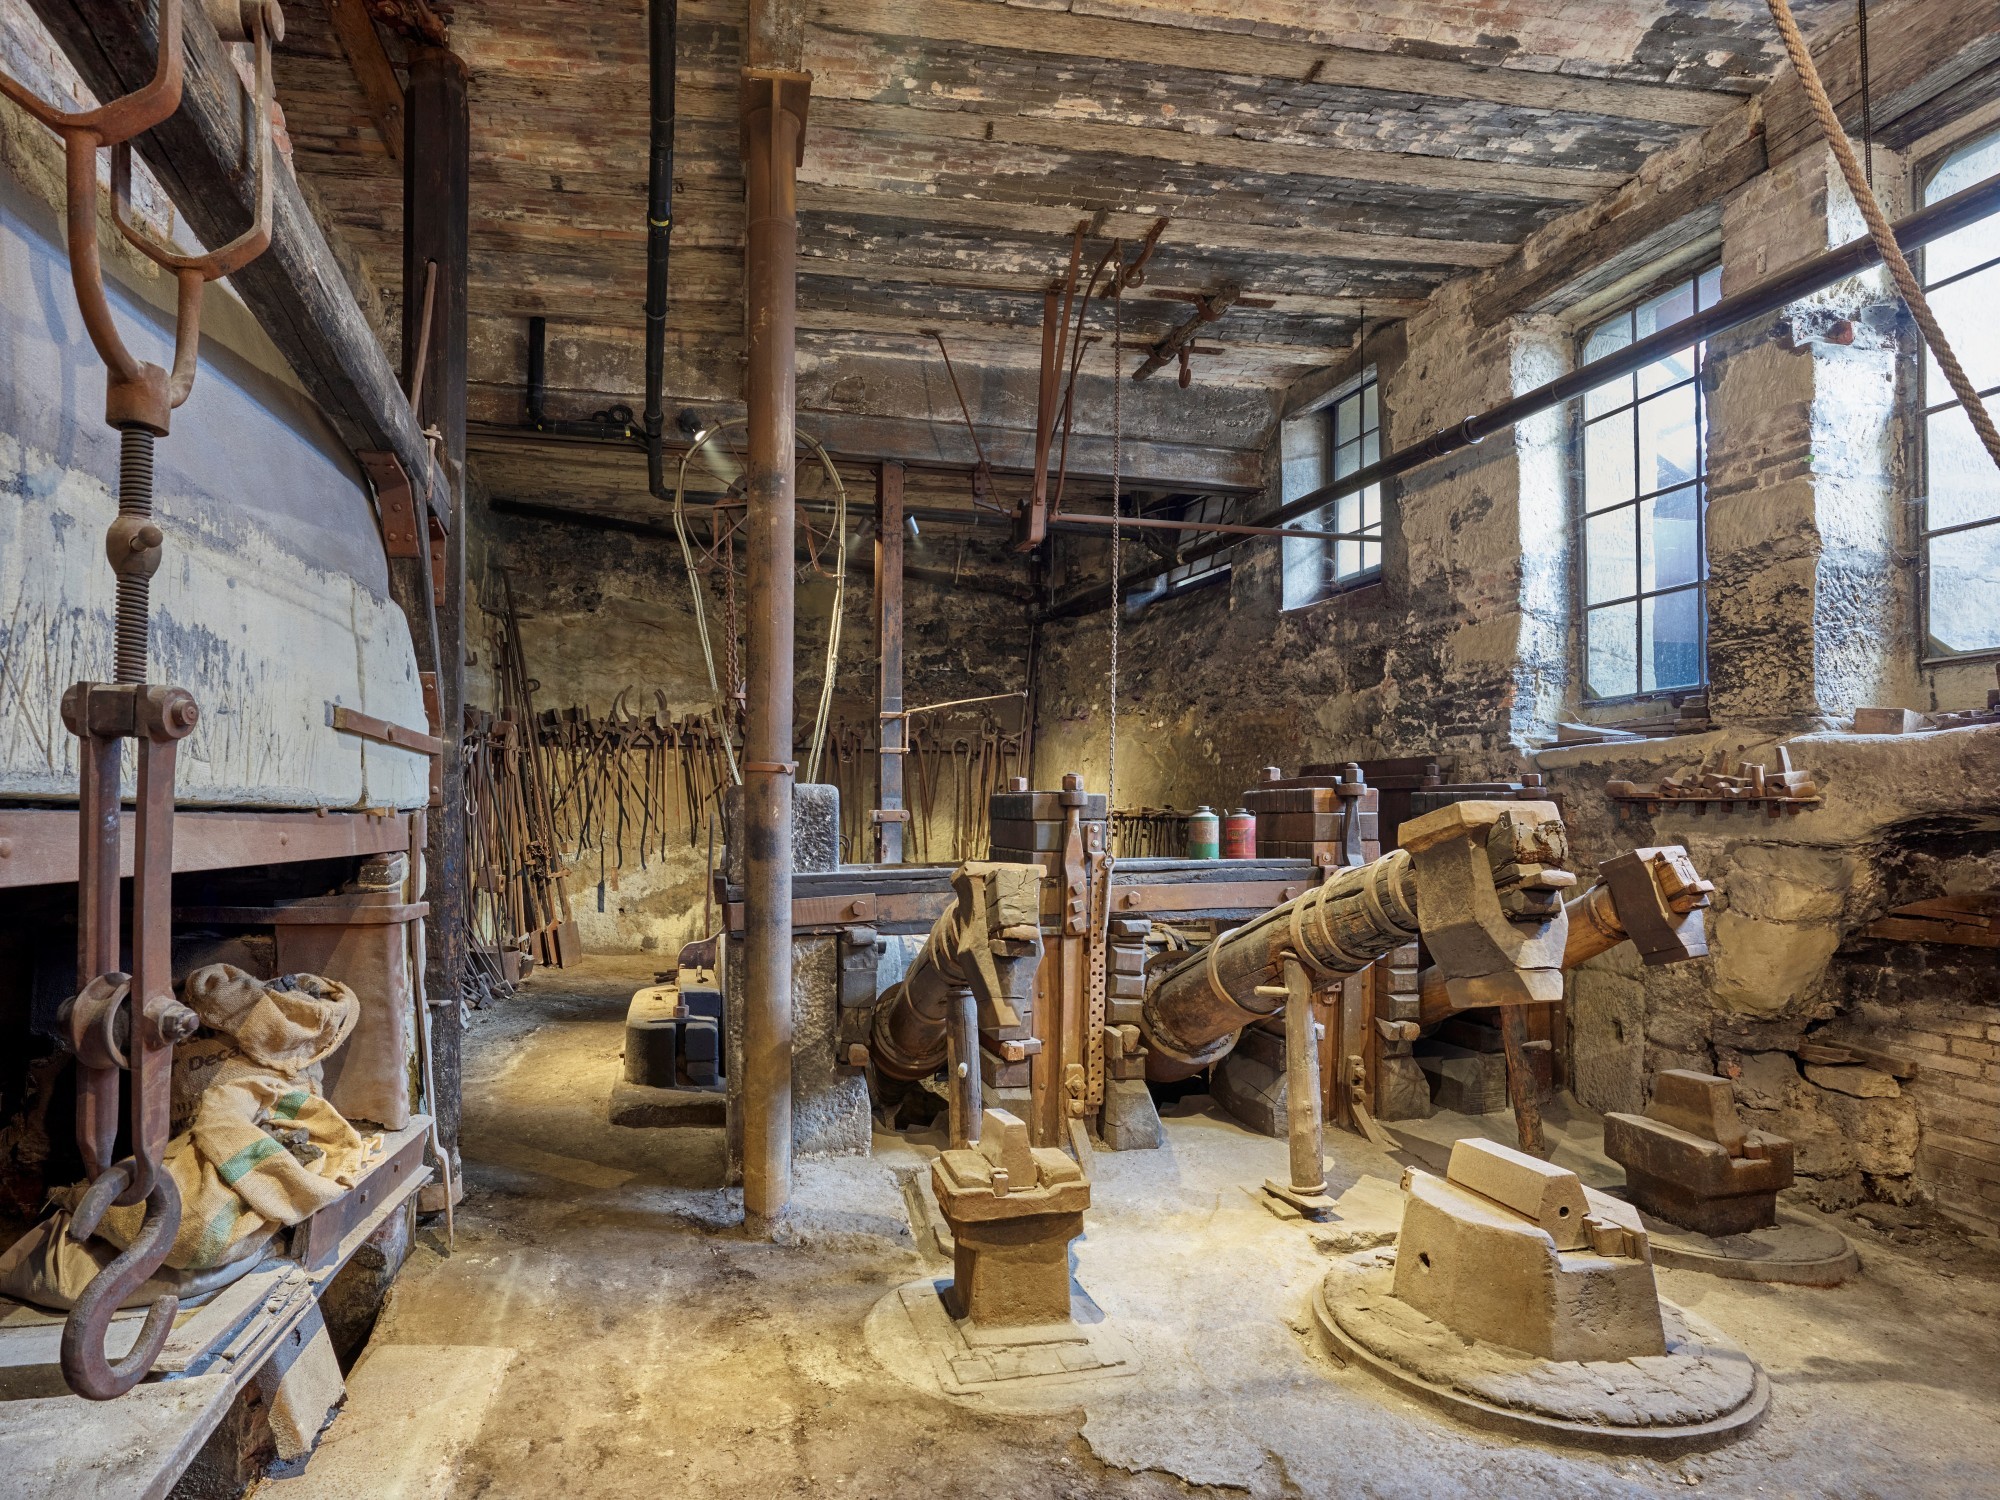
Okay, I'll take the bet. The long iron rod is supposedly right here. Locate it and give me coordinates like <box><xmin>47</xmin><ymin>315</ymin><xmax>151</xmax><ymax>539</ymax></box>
<box><xmin>1047</xmin><ymin>171</ymin><xmax>2000</xmax><ymax>619</ymax></box>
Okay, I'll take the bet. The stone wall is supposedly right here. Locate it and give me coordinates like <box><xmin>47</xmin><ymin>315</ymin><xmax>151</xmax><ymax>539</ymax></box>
<box><xmin>1029</xmin><ymin>130</ymin><xmax>2000</xmax><ymax>1228</ymax></box>
<box><xmin>469</xmin><ymin>501</ymin><xmax>1033</xmax><ymax>953</ymax></box>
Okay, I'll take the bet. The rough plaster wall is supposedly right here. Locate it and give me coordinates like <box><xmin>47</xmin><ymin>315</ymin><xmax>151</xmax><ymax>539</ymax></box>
<box><xmin>470</xmin><ymin>504</ymin><xmax>1032</xmax><ymax>952</ymax></box>
<box><xmin>1034</xmin><ymin>275</ymin><xmax>1567</xmax><ymax>807</ymax></box>
<box><xmin>1540</xmin><ymin>727</ymin><xmax>2000</xmax><ymax>1224</ymax></box>
<box><xmin>1705</xmin><ymin>147</ymin><xmax>1920</xmax><ymax>729</ymax></box>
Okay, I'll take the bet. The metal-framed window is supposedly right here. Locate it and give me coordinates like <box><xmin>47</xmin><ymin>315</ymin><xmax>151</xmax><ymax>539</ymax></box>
<box><xmin>1919</xmin><ymin>130</ymin><xmax>2000</xmax><ymax>660</ymax></box>
<box><xmin>1577</xmin><ymin>265</ymin><xmax>1722</xmax><ymax>700</ymax></box>
<box><xmin>1281</xmin><ymin>369</ymin><xmax>1380</xmax><ymax>609</ymax></box>
<box><xmin>1328</xmin><ymin>372</ymin><xmax>1383</xmax><ymax>585</ymax></box>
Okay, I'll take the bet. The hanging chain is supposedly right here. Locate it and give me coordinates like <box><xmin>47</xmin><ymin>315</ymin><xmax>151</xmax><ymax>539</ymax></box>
<box><xmin>1107</xmin><ymin>257</ymin><xmax>1123</xmax><ymax>816</ymax></box>
<box><xmin>1857</xmin><ymin>0</ymin><xmax>1873</xmax><ymax>190</ymax></box>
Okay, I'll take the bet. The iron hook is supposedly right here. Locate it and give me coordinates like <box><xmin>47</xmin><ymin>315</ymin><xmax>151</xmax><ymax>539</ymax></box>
<box><xmin>59</xmin><ymin>1158</ymin><xmax>183</xmax><ymax>1401</ymax></box>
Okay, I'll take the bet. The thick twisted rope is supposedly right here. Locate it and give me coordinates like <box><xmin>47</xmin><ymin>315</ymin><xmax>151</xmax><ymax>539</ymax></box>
<box><xmin>1766</xmin><ymin>0</ymin><xmax>2000</xmax><ymax>473</ymax></box>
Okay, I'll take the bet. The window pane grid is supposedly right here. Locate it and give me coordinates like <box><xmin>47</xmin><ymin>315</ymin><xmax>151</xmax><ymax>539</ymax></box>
<box><xmin>1578</xmin><ymin>266</ymin><xmax>1717</xmax><ymax>700</ymax></box>
<box><xmin>1328</xmin><ymin>374</ymin><xmax>1382</xmax><ymax>587</ymax></box>
<box><xmin>1921</xmin><ymin>131</ymin><xmax>2000</xmax><ymax>657</ymax></box>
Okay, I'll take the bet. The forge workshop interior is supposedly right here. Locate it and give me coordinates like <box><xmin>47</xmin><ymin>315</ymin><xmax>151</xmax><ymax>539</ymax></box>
<box><xmin>3</xmin><ymin>2</ymin><xmax>2000</xmax><ymax>1497</ymax></box>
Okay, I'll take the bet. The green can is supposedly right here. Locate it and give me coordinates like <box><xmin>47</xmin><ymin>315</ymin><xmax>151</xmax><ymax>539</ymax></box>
<box><xmin>1187</xmin><ymin>805</ymin><xmax>1220</xmax><ymax>860</ymax></box>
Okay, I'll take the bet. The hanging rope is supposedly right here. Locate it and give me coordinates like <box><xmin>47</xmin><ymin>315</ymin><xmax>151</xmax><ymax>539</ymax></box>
<box><xmin>1766</xmin><ymin>0</ymin><xmax>2000</xmax><ymax>473</ymax></box>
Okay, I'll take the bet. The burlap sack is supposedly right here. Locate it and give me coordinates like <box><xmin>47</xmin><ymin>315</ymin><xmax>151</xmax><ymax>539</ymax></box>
<box><xmin>182</xmin><ymin>965</ymin><xmax>360</xmax><ymax>1075</ymax></box>
<box><xmin>0</xmin><ymin>968</ymin><xmax>377</xmax><ymax>1302</ymax></box>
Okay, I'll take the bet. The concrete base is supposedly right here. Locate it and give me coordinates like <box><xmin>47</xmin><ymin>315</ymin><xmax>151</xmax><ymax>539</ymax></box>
<box><xmin>1099</xmin><ymin>1077</ymin><xmax>1164</xmax><ymax>1151</ymax></box>
<box><xmin>875</xmin><ymin>1279</ymin><xmax>1137</xmax><ymax>1401</ymax></box>
<box><xmin>1259</xmin><ymin>1179</ymin><xmax>1338</xmax><ymax>1222</ymax></box>
<box><xmin>1639</xmin><ymin>1205</ymin><xmax>1861</xmax><ymax>1286</ymax></box>
<box><xmin>1316</xmin><ymin>1250</ymin><xmax>1769</xmax><ymax>1453</ymax></box>
<box><xmin>608</xmin><ymin>1078</ymin><xmax>726</xmax><ymax>1130</ymax></box>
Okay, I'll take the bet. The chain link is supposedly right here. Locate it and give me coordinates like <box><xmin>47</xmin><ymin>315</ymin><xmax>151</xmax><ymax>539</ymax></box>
<box><xmin>1108</xmin><ymin>264</ymin><xmax>1122</xmax><ymax>816</ymax></box>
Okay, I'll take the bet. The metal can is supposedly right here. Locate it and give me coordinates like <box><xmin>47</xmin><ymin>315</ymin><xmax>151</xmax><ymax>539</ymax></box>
<box><xmin>1187</xmin><ymin>805</ymin><xmax>1220</xmax><ymax>860</ymax></box>
<box><xmin>1222</xmin><ymin>808</ymin><xmax>1256</xmax><ymax>860</ymax></box>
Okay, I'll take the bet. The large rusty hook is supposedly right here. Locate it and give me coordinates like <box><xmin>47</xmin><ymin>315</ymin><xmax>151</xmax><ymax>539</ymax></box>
<box><xmin>59</xmin><ymin>1157</ymin><xmax>183</xmax><ymax>1401</ymax></box>
<box><xmin>108</xmin><ymin>1</ymin><xmax>280</xmax><ymax>417</ymax></box>
<box><xmin>0</xmin><ymin>0</ymin><xmax>185</xmax><ymax>429</ymax></box>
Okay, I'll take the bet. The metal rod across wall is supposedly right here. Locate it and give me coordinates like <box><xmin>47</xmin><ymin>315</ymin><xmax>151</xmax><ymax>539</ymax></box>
<box><xmin>1046</xmin><ymin>171</ymin><xmax>2000</xmax><ymax>619</ymax></box>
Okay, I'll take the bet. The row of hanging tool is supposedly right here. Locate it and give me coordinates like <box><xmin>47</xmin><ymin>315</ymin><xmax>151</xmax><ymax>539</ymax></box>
<box><xmin>818</xmin><ymin>711</ymin><xmax>1027</xmax><ymax>865</ymax></box>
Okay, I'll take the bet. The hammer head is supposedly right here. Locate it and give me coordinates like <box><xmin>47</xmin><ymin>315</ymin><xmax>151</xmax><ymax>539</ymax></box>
<box><xmin>952</xmin><ymin>861</ymin><xmax>1045</xmax><ymax>1033</ymax></box>
<box><xmin>1597</xmin><ymin>846</ymin><xmax>1712</xmax><ymax>966</ymax></box>
<box><xmin>1402</xmin><ymin>800</ymin><xmax>1575</xmax><ymax>1008</ymax></box>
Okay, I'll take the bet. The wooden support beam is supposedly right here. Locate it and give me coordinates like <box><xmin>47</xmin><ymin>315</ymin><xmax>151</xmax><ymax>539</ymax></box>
<box><xmin>808</xmin><ymin>0</ymin><xmax>1741</xmax><ymax>128</ymax></box>
<box><xmin>24</xmin><ymin>0</ymin><xmax>434</xmax><ymax>490</ymax></box>
<box><xmin>401</xmin><ymin>42</ymin><xmax>470</xmax><ymax>1158</ymax></box>
<box><xmin>811</xmin><ymin>97</ymin><xmax>1614</xmax><ymax>204</ymax></box>
<box><xmin>326</xmin><ymin>0</ymin><xmax>405</xmax><ymax>163</ymax></box>
<box><xmin>0</xmin><ymin>808</ymin><xmax>412</xmax><ymax>890</ymax></box>
<box><xmin>796</xmin><ymin>185</ymin><xmax>1513</xmax><ymax>270</ymax></box>
<box><xmin>874</xmin><ymin>460</ymin><xmax>905</xmax><ymax>864</ymax></box>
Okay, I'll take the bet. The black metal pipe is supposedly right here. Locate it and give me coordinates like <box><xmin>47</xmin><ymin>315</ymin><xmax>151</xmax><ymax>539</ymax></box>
<box><xmin>1044</xmin><ymin>171</ymin><xmax>2000</xmax><ymax>621</ymax></box>
<box><xmin>644</xmin><ymin>0</ymin><xmax>676</xmax><ymax>498</ymax></box>
<box><xmin>525</xmin><ymin>316</ymin><xmax>643</xmax><ymax>441</ymax></box>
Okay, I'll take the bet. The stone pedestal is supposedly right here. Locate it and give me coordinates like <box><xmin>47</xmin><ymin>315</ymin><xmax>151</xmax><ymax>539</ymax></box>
<box><xmin>1394</xmin><ymin>1137</ymin><xmax>1665</xmax><ymax>1362</ymax></box>
<box><xmin>932</xmin><ymin>1109</ymin><xmax>1089</xmax><ymax>1327</ymax></box>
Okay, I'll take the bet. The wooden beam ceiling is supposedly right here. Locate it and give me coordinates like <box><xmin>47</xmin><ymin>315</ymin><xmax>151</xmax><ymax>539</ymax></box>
<box><xmin>262</xmin><ymin>0</ymin><xmax>1859</xmax><ymax>512</ymax></box>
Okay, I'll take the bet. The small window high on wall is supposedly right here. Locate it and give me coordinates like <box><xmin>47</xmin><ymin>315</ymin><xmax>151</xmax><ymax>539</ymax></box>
<box><xmin>1921</xmin><ymin>131</ymin><xmax>2000</xmax><ymax>659</ymax></box>
<box><xmin>1281</xmin><ymin>369</ymin><xmax>1381</xmax><ymax>609</ymax></box>
<box><xmin>1577</xmin><ymin>266</ymin><xmax>1721</xmax><ymax>700</ymax></box>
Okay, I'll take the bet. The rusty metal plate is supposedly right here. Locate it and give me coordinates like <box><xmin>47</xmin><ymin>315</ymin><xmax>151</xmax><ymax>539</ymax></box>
<box><xmin>1106</xmin><ymin>880</ymin><xmax>1307</xmax><ymax>916</ymax></box>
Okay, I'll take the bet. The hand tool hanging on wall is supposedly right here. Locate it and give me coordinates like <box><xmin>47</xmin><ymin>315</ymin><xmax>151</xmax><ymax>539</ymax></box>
<box><xmin>1</xmin><ymin>0</ymin><xmax>283</xmax><ymax>1400</ymax></box>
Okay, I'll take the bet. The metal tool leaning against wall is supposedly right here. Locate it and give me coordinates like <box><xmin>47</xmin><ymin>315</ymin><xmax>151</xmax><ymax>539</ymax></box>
<box><xmin>0</xmin><ymin>0</ymin><xmax>283</xmax><ymax>1401</ymax></box>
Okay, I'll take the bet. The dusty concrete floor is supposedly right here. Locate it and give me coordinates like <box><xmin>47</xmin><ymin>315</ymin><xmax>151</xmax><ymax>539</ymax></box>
<box><xmin>269</xmin><ymin>956</ymin><xmax>2000</xmax><ymax>1498</ymax></box>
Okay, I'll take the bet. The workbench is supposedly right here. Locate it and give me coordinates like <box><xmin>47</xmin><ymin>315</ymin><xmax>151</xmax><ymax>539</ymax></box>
<box><xmin>719</xmin><ymin>856</ymin><xmax>1324</xmax><ymax>936</ymax></box>
<box><xmin>0</xmin><ymin>1116</ymin><xmax>432</xmax><ymax>1498</ymax></box>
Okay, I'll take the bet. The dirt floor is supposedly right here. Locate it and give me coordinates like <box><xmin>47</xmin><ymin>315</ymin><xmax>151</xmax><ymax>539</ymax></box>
<box><xmin>261</xmin><ymin>956</ymin><xmax>2000</xmax><ymax>1499</ymax></box>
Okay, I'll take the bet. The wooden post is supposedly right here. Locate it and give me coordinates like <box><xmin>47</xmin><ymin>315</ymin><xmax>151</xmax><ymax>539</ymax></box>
<box><xmin>403</xmin><ymin>45</ymin><xmax>470</xmax><ymax>1158</ymax></box>
<box><xmin>874</xmin><ymin>460</ymin><xmax>906</xmax><ymax>863</ymax></box>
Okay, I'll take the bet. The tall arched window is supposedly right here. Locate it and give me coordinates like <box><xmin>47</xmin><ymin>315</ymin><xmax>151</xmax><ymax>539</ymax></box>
<box><xmin>1921</xmin><ymin>131</ymin><xmax>2000</xmax><ymax>658</ymax></box>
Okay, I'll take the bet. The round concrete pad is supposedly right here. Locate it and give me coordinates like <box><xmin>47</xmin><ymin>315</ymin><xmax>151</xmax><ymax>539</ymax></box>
<box><xmin>1641</xmin><ymin>1210</ymin><xmax>1860</xmax><ymax>1286</ymax></box>
<box><xmin>1314</xmin><ymin>1250</ymin><xmax>1770</xmax><ymax>1453</ymax></box>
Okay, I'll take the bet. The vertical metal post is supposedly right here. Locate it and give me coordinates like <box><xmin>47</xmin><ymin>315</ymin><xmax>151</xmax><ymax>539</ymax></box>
<box><xmin>874</xmin><ymin>460</ymin><xmax>905</xmax><ymax>864</ymax></box>
<box><xmin>403</xmin><ymin>43</ymin><xmax>470</xmax><ymax>1160</ymax></box>
<box><xmin>946</xmin><ymin>988</ymin><xmax>981</xmax><ymax>1150</ymax></box>
<box><xmin>739</xmin><ymin>66</ymin><xmax>809</xmax><ymax>1224</ymax></box>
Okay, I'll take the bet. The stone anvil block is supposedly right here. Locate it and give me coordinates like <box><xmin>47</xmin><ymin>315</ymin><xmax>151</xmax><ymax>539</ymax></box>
<box><xmin>933</xmin><ymin>1109</ymin><xmax>1090</xmax><ymax>1327</ymax></box>
<box><xmin>1604</xmin><ymin>1069</ymin><xmax>1794</xmax><ymax>1237</ymax></box>
<box><xmin>1394</xmin><ymin>1137</ymin><xmax>1665</xmax><ymax>1363</ymax></box>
